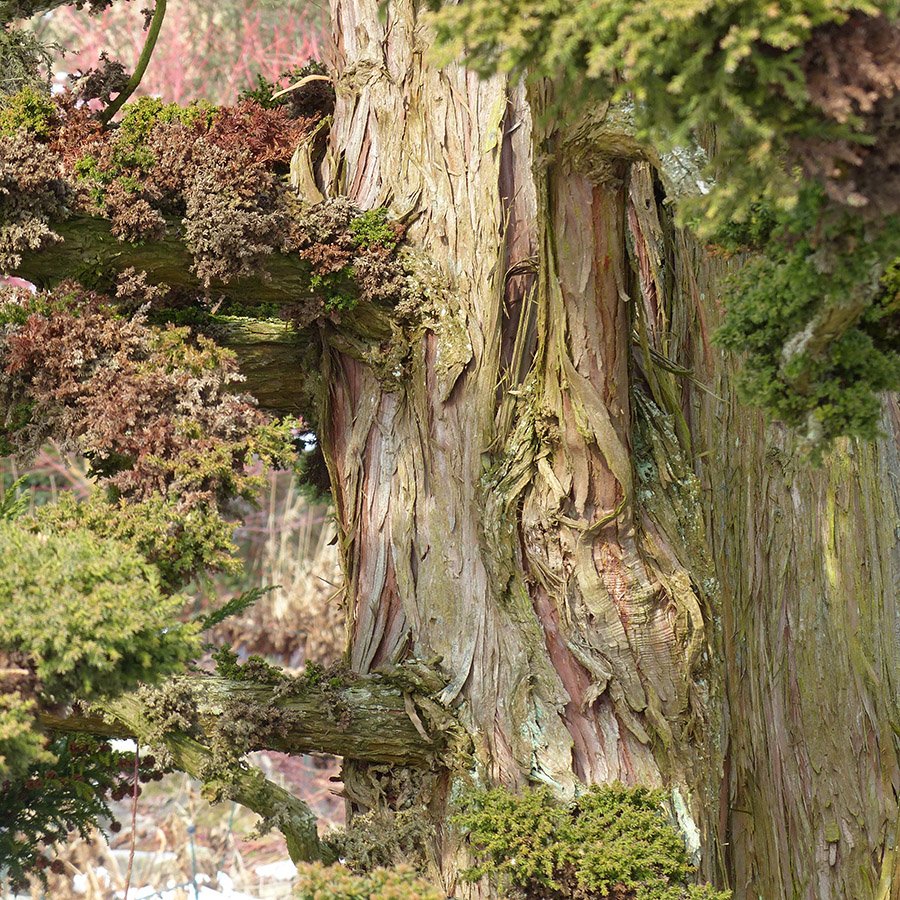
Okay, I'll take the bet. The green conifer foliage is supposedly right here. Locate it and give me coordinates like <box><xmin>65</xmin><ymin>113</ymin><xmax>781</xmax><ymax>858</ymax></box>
<box><xmin>429</xmin><ymin>0</ymin><xmax>900</xmax><ymax>447</ymax></box>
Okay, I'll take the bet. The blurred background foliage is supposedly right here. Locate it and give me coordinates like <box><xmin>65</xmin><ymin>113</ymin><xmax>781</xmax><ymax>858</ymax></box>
<box><xmin>28</xmin><ymin>0</ymin><xmax>327</xmax><ymax>104</ymax></box>
<box><xmin>2</xmin><ymin>2</ymin><xmax>340</xmax><ymax>894</ymax></box>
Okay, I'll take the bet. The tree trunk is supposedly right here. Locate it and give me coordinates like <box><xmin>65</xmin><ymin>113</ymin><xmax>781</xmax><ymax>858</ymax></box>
<box><xmin>311</xmin><ymin>1</ymin><xmax>900</xmax><ymax>897</ymax></box>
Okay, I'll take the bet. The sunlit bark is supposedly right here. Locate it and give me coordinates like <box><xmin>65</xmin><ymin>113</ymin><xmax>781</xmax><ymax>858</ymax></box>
<box><xmin>318</xmin><ymin>1</ymin><xmax>900</xmax><ymax>896</ymax></box>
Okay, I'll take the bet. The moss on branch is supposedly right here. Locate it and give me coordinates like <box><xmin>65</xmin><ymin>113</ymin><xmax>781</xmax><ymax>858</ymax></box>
<box><xmin>13</xmin><ymin>214</ymin><xmax>322</xmax><ymax>303</ymax></box>
<box><xmin>39</xmin><ymin>671</ymin><xmax>456</xmax><ymax>767</ymax></box>
<box><xmin>99</xmin><ymin>692</ymin><xmax>322</xmax><ymax>863</ymax></box>
<box><xmin>37</xmin><ymin>668</ymin><xmax>462</xmax><ymax>862</ymax></box>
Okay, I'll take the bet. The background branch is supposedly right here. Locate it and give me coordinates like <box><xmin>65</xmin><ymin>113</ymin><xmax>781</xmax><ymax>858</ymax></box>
<box><xmin>99</xmin><ymin>0</ymin><xmax>167</xmax><ymax>125</ymax></box>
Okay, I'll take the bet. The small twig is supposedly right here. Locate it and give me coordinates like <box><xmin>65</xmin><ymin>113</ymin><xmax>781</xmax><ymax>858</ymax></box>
<box><xmin>270</xmin><ymin>73</ymin><xmax>331</xmax><ymax>101</ymax></box>
<box><xmin>123</xmin><ymin>744</ymin><xmax>140</xmax><ymax>900</ymax></box>
<box><xmin>100</xmin><ymin>0</ymin><xmax>168</xmax><ymax>125</ymax></box>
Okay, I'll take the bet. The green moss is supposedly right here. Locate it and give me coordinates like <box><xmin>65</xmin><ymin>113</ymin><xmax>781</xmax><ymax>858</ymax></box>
<box><xmin>69</xmin><ymin>98</ymin><xmax>215</xmax><ymax>206</ymax></box>
<box><xmin>73</xmin><ymin>153</ymin><xmax>100</xmax><ymax>180</ymax></box>
<box><xmin>116</xmin><ymin>96</ymin><xmax>216</xmax><ymax>148</ymax></box>
<box><xmin>212</xmin><ymin>646</ymin><xmax>287</xmax><ymax>685</ymax></box>
<box><xmin>293</xmin><ymin>862</ymin><xmax>443</xmax><ymax>900</ymax></box>
<box><xmin>321</xmin><ymin>808</ymin><xmax>431</xmax><ymax>875</ymax></box>
<box><xmin>0</xmin><ymin>693</ymin><xmax>52</xmax><ymax>781</ymax></box>
<box><xmin>74</xmin><ymin>142</ymin><xmax>156</xmax><ymax>191</ymax></box>
<box><xmin>453</xmin><ymin>784</ymin><xmax>731</xmax><ymax>900</ymax></box>
<box><xmin>137</xmin><ymin>679</ymin><xmax>202</xmax><ymax>755</ymax></box>
<box><xmin>349</xmin><ymin>208</ymin><xmax>397</xmax><ymax>250</ymax></box>
<box><xmin>310</xmin><ymin>268</ymin><xmax>360</xmax><ymax>312</ymax></box>
<box><xmin>0</xmin><ymin>86</ymin><xmax>55</xmax><ymax>137</ymax></box>
<box><xmin>709</xmin><ymin>201</ymin><xmax>780</xmax><ymax>254</ymax></box>
<box><xmin>429</xmin><ymin>0</ymin><xmax>891</xmax><ymax>230</ymax></box>
<box><xmin>0</xmin><ymin>513</ymin><xmax>199</xmax><ymax>799</ymax></box>
<box><xmin>33</xmin><ymin>491</ymin><xmax>241</xmax><ymax>592</ymax></box>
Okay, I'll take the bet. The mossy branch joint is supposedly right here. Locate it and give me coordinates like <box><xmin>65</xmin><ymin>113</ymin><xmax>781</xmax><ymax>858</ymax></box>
<box><xmin>39</xmin><ymin>671</ymin><xmax>454</xmax><ymax>767</ymax></box>
<box><xmin>37</xmin><ymin>669</ymin><xmax>459</xmax><ymax>864</ymax></box>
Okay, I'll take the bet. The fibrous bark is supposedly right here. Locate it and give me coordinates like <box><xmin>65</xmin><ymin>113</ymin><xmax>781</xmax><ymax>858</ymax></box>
<box><xmin>314</xmin><ymin>1</ymin><xmax>900</xmax><ymax>896</ymax></box>
<box><xmin>316</xmin><ymin>3</ymin><xmax>721</xmax><ymax>894</ymax></box>
<box><xmin>10</xmin><ymin>0</ymin><xmax>900</xmax><ymax>895</ymax></box>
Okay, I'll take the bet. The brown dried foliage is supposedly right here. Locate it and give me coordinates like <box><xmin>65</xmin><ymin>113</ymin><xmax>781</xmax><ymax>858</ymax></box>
<box><xmin>0</xmin><ymin>132</ymin><xmax>68</xmax><ymax>272</ymax></box>
<box><xmin>73</xmin><ymin>52</ymin><xmax>130</xmax><ymax>105</ymax></box>
<box><xmin>794</xmin><ymin>13</ymin><xmax>900</xmax><ymax>215</ymax></box>
<box><xmin>140</xmin><ymin>120</ymin><xmax>210</xmax><ymax>207</ymax></box>
<box><xmin>113</xmin><ymin>265</ymin><xmax>170</xmax><ymax>309</ymax></box>
<box><xmin>354</xmin><ymin>242</ymin><xmax>409</xmax><ymax>305</ymax></box>
<box><xmin>206</xmin><ymin>100</ymin><xmax>315</xmax><ymax>166</ymax></box>
<box><xmin>46</xmin><ymin>96</ymin><xmax>317</xmax><ymax>282</ymax></box>
<box><xmin>0</xmin><ymin>286</ymin><xmax>285</xmax><ymax>507</ymax></box>
<box><xmin>104</xmin><ymin>179</ymin><xmax>167</xmax><ymax>242</ymax></box>
<box><xmin>287</xmin><ymin>197</ymin><xmax>357</xmax><ymax>265</ymax></box>
<box><xmin>183</xmin><ymin>141</ymin><xmax>291</xmax><ymax>285</ymax></box>
<box><xmin>286</xmin><ymin>199</ymin><xmax>411</xmax><ymax>305</ymax></box>
<box><xmin>5</xmin><ymin>92</ymin><xmax>412</xmax><ymax>307</ymax></box>
<box><xmin>48</xmin><ymin>97</ymin><xmax>105</xmax><ymax>168</ymax></box>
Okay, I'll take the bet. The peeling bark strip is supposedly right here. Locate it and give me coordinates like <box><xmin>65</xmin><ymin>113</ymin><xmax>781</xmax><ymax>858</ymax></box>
<box><xmin>320</xmin><ymin>0</ymin><xmax>900</xmax><ymax>896</ymax></box>
<box><xmin>321</xmin><ymin>0</ymin><xmax>720</xmax><ymax>891</ymax></box>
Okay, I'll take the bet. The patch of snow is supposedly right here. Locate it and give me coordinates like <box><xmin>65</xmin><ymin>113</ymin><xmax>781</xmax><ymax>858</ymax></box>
<box><xmin>254</xmin><ymin>859</ymin><xmax>297</xmax><ymax>881</ymax></box>
<box><xmin>72</xmin><ymin>865</ymin><xmax>111</xmax><ymax>894</ymax></box>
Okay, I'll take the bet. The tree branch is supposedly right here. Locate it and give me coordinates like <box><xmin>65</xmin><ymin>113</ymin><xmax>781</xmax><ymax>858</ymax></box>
<box><xmin>39</xmin><ymin>672</ymin><xmax>452</xmax><ymax>767</ymax></box>
<box><xmin>12</xmin><ymin>215</ymin><xmax>394</xmax><ymax>338</ymax></box>
<box><xmin>14</xmin><ymin>216</ymin><xmax>321</xmax><ymax>306</ymax></box>
<box><xmin>103</xmin><ymin>692</ymin><xmax>322</xmax><ymax>863</ymax></box>
<box><xmin>38</xmin><ymin>672</ymin><xmax>457</xmax><ymax>861</ymax></box>
<box><xmin>99</xmin><ymin>0</ymin><xmax>168</xmax><ymax>125</ymax></box>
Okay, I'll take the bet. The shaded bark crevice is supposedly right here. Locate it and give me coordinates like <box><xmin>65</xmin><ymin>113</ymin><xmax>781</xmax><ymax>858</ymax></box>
<box><xmin>7</xmin><ymin>1</ymin><xmax>900</xmax><ymax>894</ymax></box>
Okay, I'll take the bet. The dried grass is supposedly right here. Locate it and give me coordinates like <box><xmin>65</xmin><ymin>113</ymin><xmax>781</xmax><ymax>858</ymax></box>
<box><xmin>216</xmin><ymin>470</ymin><xmax>346</xmax><ymax>669</ymax></box>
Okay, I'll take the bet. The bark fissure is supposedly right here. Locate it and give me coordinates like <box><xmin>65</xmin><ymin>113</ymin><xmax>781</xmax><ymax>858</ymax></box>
<box><xmin>8</xmin><ymin>0</ymin><xmax>900</xmax><ymax>894</ymax></box>
<box><xmin>316</xmin><ymin>6</ymin><xmax>725</xmax><ymax>892</ymax></box>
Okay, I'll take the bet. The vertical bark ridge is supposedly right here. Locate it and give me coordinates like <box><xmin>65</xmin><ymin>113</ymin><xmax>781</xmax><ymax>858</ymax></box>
<box><xmin>322</xmin><ymin>4</ymin><xmax>724</xmax><ymax>886</ymax></box>
<box><xmin>324</xmin><ymin>0</ymin><xmax>579</xmax><ymax>806</ymax></box>
<box><xmin>711</xmin><ymin>399</ymin><xmax>900</xmax><ymax>899</ymax></box>
<box><xmin>317</xmin><ymin>3</ymin><xmax>897</xmax><ymax>897</ymax></box>
<box><xmin>660</xmin><ymin>220</ymin><xmax>900</xmax><ymax>897</ymax></box>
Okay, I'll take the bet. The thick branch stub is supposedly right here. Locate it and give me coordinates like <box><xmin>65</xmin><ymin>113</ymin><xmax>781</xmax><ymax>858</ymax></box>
<box><xmin>13</xmin><ymin>216</ymin><xmax>321</xmax><ymax>306</ymax></box>
<box><xmin>103</xmin><ymin>693</ymin><xmax>322</xmax><ymax>863</ymax></box>
<box><xmin>40</xmin><ymin>673</ymin><xmax>449</xmax><ymax>766</ymax></box>
<box><xmin>38</xmin><ymin>673</ymin><xmax>455</xmax><ymax>860</ymax></box>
